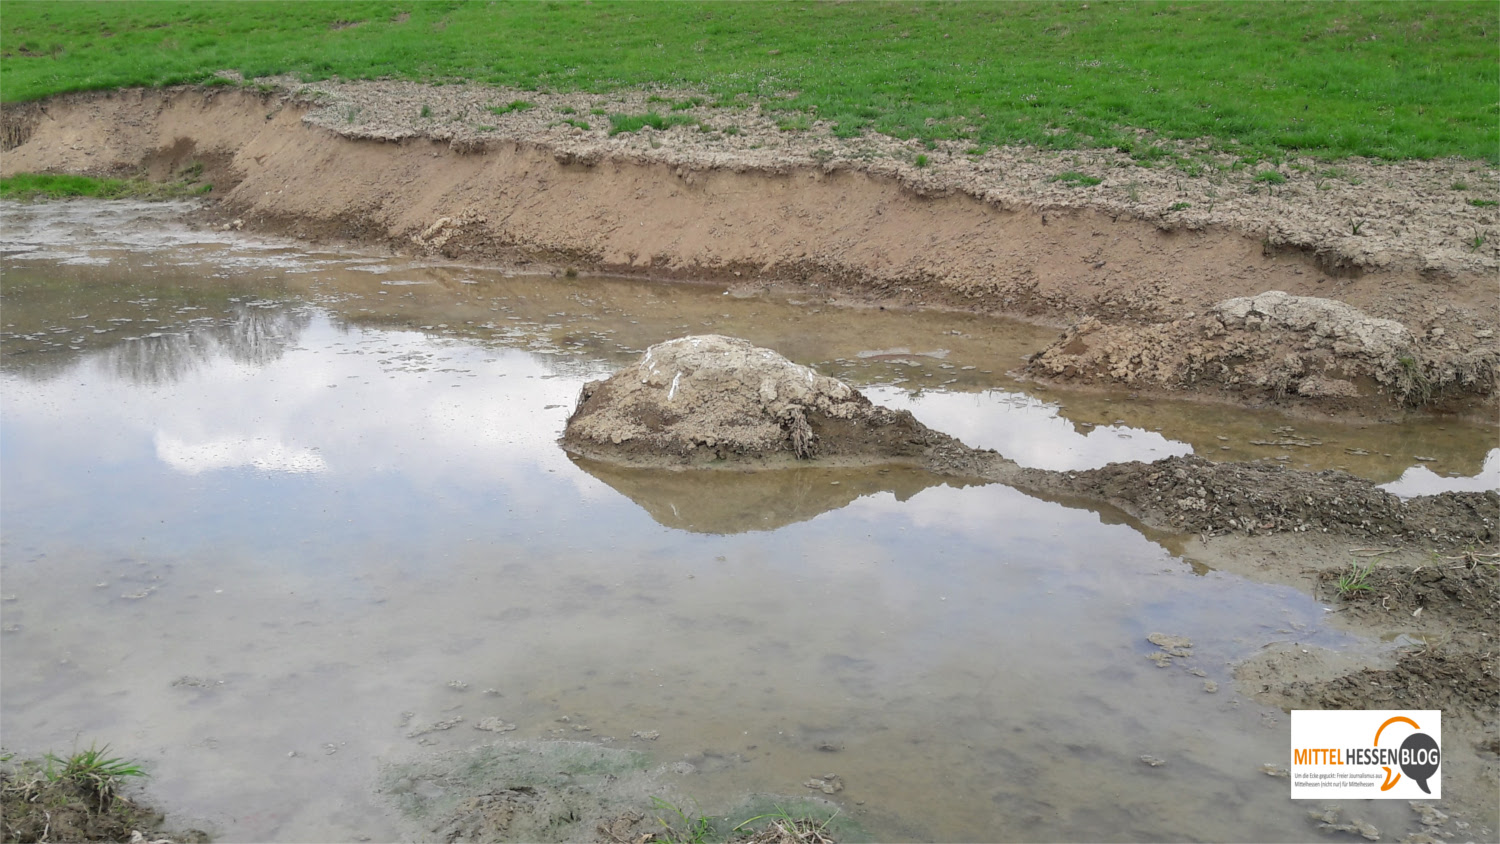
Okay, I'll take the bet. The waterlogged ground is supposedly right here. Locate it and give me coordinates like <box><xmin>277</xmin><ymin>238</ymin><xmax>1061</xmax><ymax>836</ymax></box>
<box><xmin>1</xmin><ymin>201</ymin><xmax>1496</xmax><ymax>842</ymax></box>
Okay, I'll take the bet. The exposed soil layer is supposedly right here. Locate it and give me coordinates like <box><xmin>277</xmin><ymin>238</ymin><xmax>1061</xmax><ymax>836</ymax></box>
<box><xmin>2</xmin><ymin>81</ymin><xmax>1496</xmax><ymax>419</ymax></box>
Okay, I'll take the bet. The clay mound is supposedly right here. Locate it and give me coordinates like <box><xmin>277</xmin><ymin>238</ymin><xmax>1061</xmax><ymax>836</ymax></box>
<box><xmin>1025</xmin><ymin>290</ymin><xmax>1498</xmax><ymax>411</ymax></box>
<box><xmin>562</xmin><ymin>335</ymin><xmax>963</xmax><ymax>467</ymax></box>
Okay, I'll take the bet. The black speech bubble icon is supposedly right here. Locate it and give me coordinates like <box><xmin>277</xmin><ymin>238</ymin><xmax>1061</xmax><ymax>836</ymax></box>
<box><xmin>1399</xmin><ymin>732</ymin><xmax>1440</xmax><ymax>794</ymax></box>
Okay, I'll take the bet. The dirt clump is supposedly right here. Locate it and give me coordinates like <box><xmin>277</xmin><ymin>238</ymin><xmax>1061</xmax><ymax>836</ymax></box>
<box><xmin>0</xmin><ymin>764</ymin><xmax>205</xmax><ymax>844</ymax></box>
<box><xmin>1316</xmin><ymin>554</ymin><xmax>1498</xmax><ymax>633</ymax></box>
<box><xmin>1020</xmin><ymin>454</ymin><xmax>1499</xmax><ymax>545</ymax></box>
<box><xmin>562</xmin><ymin>335</ymin><xmax>975</xmax><ymax>468</ymax></box>
<box><xmin>1025</xmin><ymin>290</ymin><xmax>1498</xmax><ymax>414</ymax></box>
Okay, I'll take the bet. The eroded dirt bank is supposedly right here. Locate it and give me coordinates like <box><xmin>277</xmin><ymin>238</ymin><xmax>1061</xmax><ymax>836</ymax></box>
<box><xmin>3</xmin><ymin>83</ymin><xmax>1496</xmax><ymax>419</ymax></box>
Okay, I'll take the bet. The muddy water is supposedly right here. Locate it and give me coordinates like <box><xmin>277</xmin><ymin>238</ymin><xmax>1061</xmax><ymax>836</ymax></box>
<box><xmin>1</xmin><ymin>201</ymin><xmax>1495</xmax><ymax>842</ymax></box>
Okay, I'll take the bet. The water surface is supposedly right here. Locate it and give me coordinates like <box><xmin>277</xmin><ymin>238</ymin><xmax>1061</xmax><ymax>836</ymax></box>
<box><xmin>2</xmin><ymin>201</ymin><xmax>1494</xmax><ymax>842</ymax></box>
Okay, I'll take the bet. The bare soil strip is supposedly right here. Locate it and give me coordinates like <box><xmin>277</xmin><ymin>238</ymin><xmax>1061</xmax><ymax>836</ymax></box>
<box><xmin>2</xmin><ymin>82</ymin><xmax>1496</xmax><ymax>419</ymax></box>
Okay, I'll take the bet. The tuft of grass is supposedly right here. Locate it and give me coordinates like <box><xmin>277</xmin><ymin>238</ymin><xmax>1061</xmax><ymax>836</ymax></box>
<box><xmin>1395</xmin><ymin>354</ymin><xmax>1431</xmax><ymax>405</ymax></box>
<box><xmin>1254</xmin><ymin>169</ymin><xmax>1287</xmax><ymax>184</ymax></box>
<box><xmin>1469</xmin><ymin>233</ymin><xmax>1486</xmax><ymax>251</ymax></box>
<box><xmin>734</xmin><ymin>802</ymin><xmax>843</xmax><ymax>844</ymax></box>
<box><xmin>489</xmin><ymin>99</ymin><xmax>535</xmax><ymax>116</ymax></box>
<box><xmin>607</xmin><ymin>111</ymin><xmax>697</xmax><ymax>135</ymax></box>
<box><xmin>1469</xmin><ymin>198</ymin><xmax>1498</xmax><ymax>208</ymax></box>
<box><xmin>914</xmin><ymin>153</ymin><xmax>929</xmax><ymax>168</ymax></box>
<box><xmin>557</xmin><ymin>105</ymin><xmax>576</xmax><ymax>114</ymax></box>
<box><xmin>419</xmin><ymin>103</ymin><xmax>431</xmax><ymax>118</ymax></box>
<box><xmin>1451</xmin><ymin>181</ymin><xmax>1469</xmax><ymax>190</ymax></box>
<box><xmin>775</xmin><ymin>113</ymin><xmax>813</xmax><ymax>132</ymax></box>
<box><xmin>650</xmin><ymin>797</ymin><xmax>715</xmax><ymax>844</ymax></box>
<box><xmin>44</xmin><ymin>743</ymin><xmax>147</xmax><ymax>801</ymax></box>
<box><xmin>1335</xmin><ymin>560</ymin><xmax>1375</xmax><ymax>596</ymax></box>
<box><xmin>1051</xmin><ymin>171</ymin><xmax>1103</xmax><ymax>187</ymax></box>
<box><xmin>1350</xmin><ymin>218</ymin><xmax>1365</xmax><ymax>235</ymax></box>
<box><xmin>561</xmin><ymin>118</ymin><xmax>590</xmax><ymax>131</ymax></box>
<box><xmin>1169</xmin><ymin>201</ymin><xmax>1191</xmax><ymax>211</ymax></box>
<box><xmin>0</xmin><ymin>2</ymin><xmax>1495</xmax><ymax>162</ymax></box>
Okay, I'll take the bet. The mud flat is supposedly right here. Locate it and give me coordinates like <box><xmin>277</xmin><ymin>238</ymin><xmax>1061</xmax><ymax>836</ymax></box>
<box><xmin>2</xmin><ymin>79</ymin><xmax>1496</xmax><ymax>420</ymax></box>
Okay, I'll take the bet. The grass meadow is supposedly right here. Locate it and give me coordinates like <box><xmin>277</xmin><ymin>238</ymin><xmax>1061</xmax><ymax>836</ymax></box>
<box><xmin>2</xmin><ymin>1</ymin><xmax>1495</xmax><ymax>162</ymax></box>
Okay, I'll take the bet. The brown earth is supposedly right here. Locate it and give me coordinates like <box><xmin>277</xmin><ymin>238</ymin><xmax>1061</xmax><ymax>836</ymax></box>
<box><xmin>0</xmin><ymin>764</ymin><xmax>207</xmax><ymax>844</ymax></box>
<box><xmin>2</xmin><ymin>81</ymin><xmax>1496</xmax><ymax>419</ymax></box>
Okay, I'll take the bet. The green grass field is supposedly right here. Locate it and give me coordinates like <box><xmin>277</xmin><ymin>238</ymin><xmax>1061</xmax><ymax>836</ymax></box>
<box><xmin>2</xmin><ymin>1</ymin><xmax>1495</xmax><ymax>162</ymax></box>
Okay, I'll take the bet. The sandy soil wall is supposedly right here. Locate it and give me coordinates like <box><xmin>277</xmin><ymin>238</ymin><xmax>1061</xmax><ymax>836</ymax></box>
<box><xmin>3</xmin><ymin>87</ymin><xmax>1496</xmax><ymax>418</ymax></box>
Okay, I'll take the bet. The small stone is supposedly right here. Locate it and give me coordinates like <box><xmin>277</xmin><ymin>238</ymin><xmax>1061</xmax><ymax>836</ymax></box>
<box><xmin>1139</xmin><ymin>755</ymin><xmax>1166</xmax><ymax>767</ymax></box>
<box><xmin>804</xmin><ymin>774</ymin><xmax>844</xmax><ymax>794</ymax></box>
<box><xmin>631</xmin><ymin>730</ymin><xmax>661</xmax><ymax>741</ymax></box>
<box><xmin>1203</xmin><ymin>680</ymin><xmax>1218</xmax><ymax>693</ymax></box>
<box><xmin>475</xmin><ymin>717</ymin><xmax>517</xmax><ymax>733</ymax></box>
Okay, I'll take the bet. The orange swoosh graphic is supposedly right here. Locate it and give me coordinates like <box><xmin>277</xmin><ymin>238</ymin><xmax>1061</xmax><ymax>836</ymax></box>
<box><xmin>1380</xmin><ymin>766</ymin><xmax>1402</xmax><ymax>791</ymax></box>
<box><xmin>1374</xmin><ymin>715</ymin><xmax>1420</xmax><ymax>746</ymax></box>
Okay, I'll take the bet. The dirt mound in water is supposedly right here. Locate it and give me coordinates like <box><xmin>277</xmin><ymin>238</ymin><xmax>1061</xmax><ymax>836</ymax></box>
<box><xmin>1021</xmin><ymin>454</ymin><xmax>1499</xmax><ymax>545</ymax></box>
<box><xmin>1025</xmin><ymin>291</ymin><xmax>1498</xmax><ymax>414</ymax></box>
<box><xmin>562</xmin><ymin>335</ymin><xmax>979</xmax><ymax>468</ymax></box>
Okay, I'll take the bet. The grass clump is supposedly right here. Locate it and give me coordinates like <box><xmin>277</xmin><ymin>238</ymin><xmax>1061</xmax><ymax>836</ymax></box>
<box><xmin>1254</xmin><ymin>170</ymin><xmax>1287</xmax><ymax>184</ymax></box>
<box><xmin>489</xmin><ymin>99</ymin><xmax>535</xmax><ymax>116</ymax></box>
<box><xmin>1335</xmin><ymin>560</ymin><xmax>1376</xmax><ymax>596</ymax></box>
<box><xmin>1468</xmin><ymin>198</ymin><xmax>1498</xmax><ymax>207</ymax></box>
<box><xmin>44</xmin><ymin>743</ymin><xmax>147</xmax><ymax>801</ymax></box>
<box><xmin>608</xmin><ymin>111</ymin><xmax>697</xmax><ymax>135</ymax></box>
<box><xmin>1051</xmin><ymin>171</ymin><xmax>1103</xmax><ymax>187</ymax></box>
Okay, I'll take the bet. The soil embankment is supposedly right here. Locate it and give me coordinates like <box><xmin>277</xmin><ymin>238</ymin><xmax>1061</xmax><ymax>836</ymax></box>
<box><xmin>3</xmin><ymin>81</ymin><xmax>1496</xmax><ymax>419</ymax></box>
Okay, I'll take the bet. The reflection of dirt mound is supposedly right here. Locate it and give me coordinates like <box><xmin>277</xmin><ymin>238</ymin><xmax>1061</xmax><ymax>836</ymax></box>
<box><xmin>572</xmin><ymin>457</ymin><xmax>967</xmax><ymax>534</ymax></box>
<box><xmin>1025</xmin><ymin>291</ymin><xmax>1498</xmax><ymax>415</ymax></box>
<box><xmin>562</xmin><ymin>335</ymin><xmax>973</xmax><ymax>467</ymax></box>
<box><xmin>1020</xmin><ymin>454</ymin><xmax>1499</xmax><ymax>545</ymax></box>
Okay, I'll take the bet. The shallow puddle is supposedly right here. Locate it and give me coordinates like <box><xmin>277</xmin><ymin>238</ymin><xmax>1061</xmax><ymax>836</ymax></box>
<box><xmin>1</xmin><ymin>201</ymin><xmax>1495</xmax><ymax>842</ymax></box>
